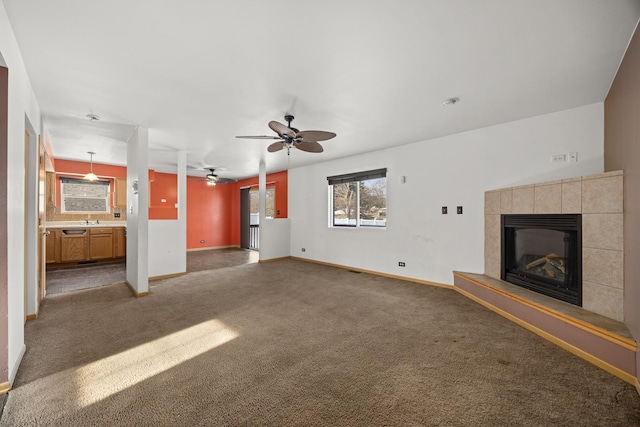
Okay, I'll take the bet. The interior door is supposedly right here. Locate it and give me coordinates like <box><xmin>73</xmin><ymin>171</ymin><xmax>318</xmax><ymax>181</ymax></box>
<box><xmin>240</xmin><ymin>188</ymin><xmax>250</xmax><ymax>249</ymax></box>
<box><xmin>37</xmin><ymin>139</ymin><xmax>46</xmax><ymax>304</ymax></box>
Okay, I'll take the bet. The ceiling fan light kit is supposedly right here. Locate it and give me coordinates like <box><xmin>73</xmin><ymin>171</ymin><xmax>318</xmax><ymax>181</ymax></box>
<box><xmin>236</xmin><ymin>115</ymin><xmax>336</xmax><ymax>155</ymax></box>
<box><xmin>202</xmin><ymin>168</ymin><xmax>236</xmax><ymax>186</ymax></box>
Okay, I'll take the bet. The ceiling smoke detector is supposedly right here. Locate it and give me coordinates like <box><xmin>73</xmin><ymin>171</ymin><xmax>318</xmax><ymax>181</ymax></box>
<box><xmin>86</xmin><ymin>113</ymin><xmax>100</xmax><ymax>121</ymax></box>
<box><xmin>442</xmin><ymin>97</ymin><xmax>460</xmax><ymax>106</ymax></box>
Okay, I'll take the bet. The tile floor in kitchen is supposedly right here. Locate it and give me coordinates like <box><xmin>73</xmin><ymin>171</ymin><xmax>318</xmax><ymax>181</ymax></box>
<box><xmin>45</xmin><ymin>247</ymin><xmax>258</xmax><ymax>295</ymax></box>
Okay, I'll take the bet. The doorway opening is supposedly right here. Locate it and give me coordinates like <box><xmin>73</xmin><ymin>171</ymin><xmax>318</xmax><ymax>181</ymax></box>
<box><xmin>240</xmin><ymin>186</ymin><xmax>275</xmax><ymax>251</ymax></box>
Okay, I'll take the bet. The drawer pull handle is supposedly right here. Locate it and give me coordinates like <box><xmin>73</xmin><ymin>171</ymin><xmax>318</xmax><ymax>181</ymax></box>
<box><xmin>62</xmin><ymin>229</ymin><xmax>87</xmax><ymax>235</ymax></box>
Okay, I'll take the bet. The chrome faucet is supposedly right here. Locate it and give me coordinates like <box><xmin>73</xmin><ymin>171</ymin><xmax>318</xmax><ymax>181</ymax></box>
<box><xmin>96</xmin><ymin>219</ymin><xmax>100</xmax><ymax>224</ymax></box>
<box><xmin>85</xmin><ymin>218</ymin><xmax>89</xmax><ymax>225</ymax></box>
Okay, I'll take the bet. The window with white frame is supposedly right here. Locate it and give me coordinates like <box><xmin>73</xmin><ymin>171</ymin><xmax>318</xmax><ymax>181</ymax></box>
<box><xmin>328</xmin><ymin>168</ymin><xmax>387</xmax><ymax>228</ymax></box>
<box><xmin>60</xmin><ymin>177</ymin><xmax>110</xmax><ymax>213</ymax></box>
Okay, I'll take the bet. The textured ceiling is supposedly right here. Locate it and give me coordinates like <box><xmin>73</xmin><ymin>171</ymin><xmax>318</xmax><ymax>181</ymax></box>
<box><xmin>4</xmin><ymin>0</ymin><xmax>640</xmax><ymax>179</ymax></box>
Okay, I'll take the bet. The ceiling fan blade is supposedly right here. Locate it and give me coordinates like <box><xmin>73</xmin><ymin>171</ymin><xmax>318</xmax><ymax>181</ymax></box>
<box><xmin>296</xmin><ymin>130</ymin><xmax>336</xmax><ymax>142</ymax></box>
<box><xmin>295</xmin><ymin>141</ymin><xmax>324</xmax><ymax>153</ymax></box>
<box><xmin>236</xmin><ymin>135</ymin><xmax>282</xmax><ymax>140</ymax></box>
<box><xmin>268</xmin><ymin>121</ymin><xmax>296</xmax><ymax>138</ymax></box>
<box><xmin>216</xmin><ymin>177</ymin><xmax>237</xmax><ymax>184</ymax></box>
<box><xmin>267</xmin><ymin>142</ymin><xmax>285</xmax><ymax>152</ymax></box>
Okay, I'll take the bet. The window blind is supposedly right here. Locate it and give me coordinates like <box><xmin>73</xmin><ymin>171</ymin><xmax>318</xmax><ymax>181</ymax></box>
<box><xmin>327</xmin><ymin>168</ymin><xmax>387</xmax><ymax>185</ymax></box>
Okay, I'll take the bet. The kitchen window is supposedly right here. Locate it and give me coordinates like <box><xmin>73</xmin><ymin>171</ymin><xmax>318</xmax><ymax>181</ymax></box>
<box><xmin>328</xmin><ymin>168</ymin><xmax>387</xmax><ymax>228</ymax></box>
<box><xmin>60</xmin><ymin>177</ymin><xmax>110</xmax><ymax>213</ymax></box>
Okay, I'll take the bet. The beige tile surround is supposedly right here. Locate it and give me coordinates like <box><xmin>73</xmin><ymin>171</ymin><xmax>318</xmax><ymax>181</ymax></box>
<box><xmin>484</xmin><ymin>170</ymin><xmax>624</xmax><ymax>321</ymax></box>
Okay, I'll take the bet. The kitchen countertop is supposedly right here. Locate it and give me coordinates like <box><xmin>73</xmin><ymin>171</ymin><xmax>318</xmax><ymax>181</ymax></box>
<box><xmin>47</xmin><ymin>221</ymin><xmax>127</xmax><ymax>229</ymax></box>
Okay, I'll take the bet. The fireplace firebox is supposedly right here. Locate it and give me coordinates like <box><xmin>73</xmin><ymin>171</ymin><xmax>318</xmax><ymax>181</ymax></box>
<box><xmin>501</xmin><ymin>214</ymin><xmax>581</xmax><ymax>306</ymax></box>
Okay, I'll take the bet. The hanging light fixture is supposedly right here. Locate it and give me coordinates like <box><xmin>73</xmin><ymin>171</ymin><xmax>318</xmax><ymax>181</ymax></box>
<box><xmin>84</xmin><ymin>151</ymin><xmax>98</xmax><ymax>181</ymax></box>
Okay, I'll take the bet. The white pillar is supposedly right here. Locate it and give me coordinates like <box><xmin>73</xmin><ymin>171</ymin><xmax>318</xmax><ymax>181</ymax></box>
<box><xmin>258</xmin><ymin>161</ymin><xmax>266</xmax><ymax>261</ymax></box>
<box><xmin>126</xmin><ymin>126</ymin><xmax>149</xmax><ymax>296</ymax></box>
<box><xmin>176</xmin><ymin>151</ymin><xmax>187</xmax><ymax>271</ymax></box>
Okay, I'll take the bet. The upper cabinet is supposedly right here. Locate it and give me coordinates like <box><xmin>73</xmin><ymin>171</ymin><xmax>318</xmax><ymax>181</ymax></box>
<box><xmin>46</xmin><ymin>172</ymin><xmax>56</xmax><ymax>207</ymax></box>
<box><xmin>115</xmin><ymin>178</ymin><xmax>127</xmax><ymax>207</ymax></box>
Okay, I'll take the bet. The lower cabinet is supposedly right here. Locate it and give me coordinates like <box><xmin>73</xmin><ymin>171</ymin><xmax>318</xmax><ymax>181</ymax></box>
<box><xmin>89</xmin><ymin>228</ymin><xmax>114</xmax><ymax>260</ymax></box>
<box><xmin>114</xmin><ymin>227</ymin><xmax>126</xmax><ymax>258</ymax></box>
<box><xmin>47</xmin><ymin>226</ymin><xmax>126</xmax><ymax>266</ymax></box>
<box><xmin>60</xmin><ymin>230</ymin><xmax>88</xmax><ymax>262</ymax></box>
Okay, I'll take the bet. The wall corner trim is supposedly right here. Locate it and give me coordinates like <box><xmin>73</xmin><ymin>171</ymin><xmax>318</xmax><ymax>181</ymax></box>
<box><xmin>125</xmin><ymin>281</ymin><xmax>150</xmax><ymax>298</ymax></box>
<box><xmin>0</xmin><ymin>382</ymin><xmax>10</xmax><ymax>395</ymax></box>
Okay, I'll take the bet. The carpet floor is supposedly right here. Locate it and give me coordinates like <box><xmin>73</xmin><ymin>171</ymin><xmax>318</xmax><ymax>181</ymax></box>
<box><xmin>3</xmin><ymin>260</ymin><xmax>639</xmax><ymax>426</ymax></box>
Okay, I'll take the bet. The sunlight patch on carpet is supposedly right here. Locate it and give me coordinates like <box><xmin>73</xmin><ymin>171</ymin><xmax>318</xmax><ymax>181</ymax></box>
<box><xmin>71</xmin><ymin>319</ymin><xmax>238</xmax><ymax>408</ymax></box>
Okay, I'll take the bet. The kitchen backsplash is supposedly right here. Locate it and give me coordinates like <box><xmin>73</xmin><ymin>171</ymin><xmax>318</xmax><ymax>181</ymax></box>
<box><xmin>46</xmin><ymin>206</ymin><xmax>127</xmax><ymax>222</ymax></box>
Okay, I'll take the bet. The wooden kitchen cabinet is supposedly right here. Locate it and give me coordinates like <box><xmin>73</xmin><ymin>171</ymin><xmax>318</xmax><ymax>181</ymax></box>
<box><xmin>113</xmin><ymin>227</ymin><xmax>126</xmax><ymax>258</ymax></box>
<box><xmin>90</xmin><ymin>227</ymin><xmax>114</xmax><ymax>260</ymax></box>
<box><xmin>115</xmin><ymin>178</ymin><xmax>127</xmax><ymax>207</ymax></box>
<box><xmin>60</xmin><ymin>230</ymin><xmax>89</xmax><ymax>262</ymax></box>
<box><xmin>46</xmin><ymin>229</ymin><xmax>61</xmax><ymax>263</ymax></box>
<box><xmin>46</xmin><ymin>172</ymin><xmax>56</xmax><ymax>207</ymax></box>
<box><xmin>47</xmin><ymin>226</ymin><xmax>126</xmax><ymax>268</ymax></box>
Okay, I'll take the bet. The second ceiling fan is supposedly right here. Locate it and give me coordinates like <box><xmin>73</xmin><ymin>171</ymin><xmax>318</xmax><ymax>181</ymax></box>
<box><xmin>236</xmin><ymin>115</ymin><xmax>336</xmax><ymax>155</ymax></box>
<box><xmin>202</xmin><ymin>168</ymin><xmax>236</xmax><ymax>186</ymax></box>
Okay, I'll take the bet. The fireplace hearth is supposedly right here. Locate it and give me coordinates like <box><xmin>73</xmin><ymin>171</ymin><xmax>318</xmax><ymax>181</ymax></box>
<box><xmin>501</xmin><ymin>214</ymin><xmax>582</xmax><ymax>306</ymax></box>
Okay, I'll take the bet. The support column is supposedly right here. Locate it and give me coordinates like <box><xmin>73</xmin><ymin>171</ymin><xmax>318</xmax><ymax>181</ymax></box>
<box><xmin>176</xmin><ymin>151</ymin><xmax>187</xmax><ymax>271</ymax></box>
<box><xmin>126</xmin><ymin>126</ymin><xmax>149</xmax><ymax>296</ymax></box>
<box><xmin>258</xmin><ymin>161</ymin><xmax>266</xmax><ymax>260</ymax></box>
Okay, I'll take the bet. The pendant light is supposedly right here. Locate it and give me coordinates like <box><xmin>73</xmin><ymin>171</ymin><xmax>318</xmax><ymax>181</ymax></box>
<box><xmin>84</xmin><ymin>151</ymin><xmax>98</xmax><ymax>181</ymax></box>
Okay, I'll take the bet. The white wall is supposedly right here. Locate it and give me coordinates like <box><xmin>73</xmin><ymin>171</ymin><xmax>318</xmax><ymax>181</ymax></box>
<box><xmin>0</xmin><ymin>3</ymin><xmax>43</xmax><ymax>383</ymax></box>
<box><xmin>260</xmin><ymin>219</ymin><xmax>291</xmax><ymax>261</ymax></box>
<box><xmin>149</xmin><ymin>220</ymin><xmax>186</xmax><ymax>277</ymax></box>
<box><xmin>289</xmin><ymin>103</ymin><xmax>604</xmax><ymax>285</ymax></box>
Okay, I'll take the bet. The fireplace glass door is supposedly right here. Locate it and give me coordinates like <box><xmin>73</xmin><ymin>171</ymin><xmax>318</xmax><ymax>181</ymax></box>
<box><xmin>502</xmin><ymin>214</ymin><xmax>581</xmax><ymax>306</ymax></box>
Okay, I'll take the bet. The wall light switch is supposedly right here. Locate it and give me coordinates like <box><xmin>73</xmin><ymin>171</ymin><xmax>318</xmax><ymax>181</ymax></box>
<box><xmin>442</xmin><ymin>207</ymin><xmax>448</xmax><ymax>214</ymax></box>
<box><xmin>457</xmin><ymin>206</ymin><xmax>463</xmax><ymax>214</ymax></box>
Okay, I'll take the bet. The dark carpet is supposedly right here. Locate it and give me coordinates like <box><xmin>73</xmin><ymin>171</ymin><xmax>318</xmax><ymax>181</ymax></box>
<box><xmin>3</xmin><ymin>259</ymin><xmax>639</xmax><ymax>426</ymax></box>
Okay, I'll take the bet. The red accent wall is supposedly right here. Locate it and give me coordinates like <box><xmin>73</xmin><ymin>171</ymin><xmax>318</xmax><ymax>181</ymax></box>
<box><xmin>190</xmin><ymin>170</ymin><xmax>288</xmax><ymax>250</ymax></box>
<box><xmin>186</xmin><ymin>177</ymin><xmax>235</xmax><ymax>249</ymax></box>
<box><xmin>149</xmin><ymin>172</ymin><xmax>178</xmax><ymax>220</ymax></box>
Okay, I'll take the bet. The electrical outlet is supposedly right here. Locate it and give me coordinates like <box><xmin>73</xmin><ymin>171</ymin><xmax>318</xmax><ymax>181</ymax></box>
<box><xmin>551</xmin><ymin>154</ymin><xmax>567</xmax><ymax>163</ymax></box>
<box><xmin>442</xmin><ymin>206</ymin><xmax>447</xmax><ymax>214</ymax></box>
<box><xmin>457</xmin><ymin>206</ymin><xmax>463</xmax><ymax>214</ymax></box>
<box><xmin>568</xmin><ymin>152</ymin><xmax>578</xmax><ymax>162</ymax></box>
<box><xmin>200</xmin><ymin>240</ymin><xmax>205</xmax><ymax>244</ymax></box>
<box><xmin>114</xmin><ymin>212</ymin><xmax>121</xmax><ymax>218</ymax></box>
<box><xmin>398</xmin><ymin>262</ymin><xmax>406</xmax><ymax>267</ymax></box>
<box><xmin>301</xmin><ymin>248</ymin><xmax>306</xmax><ymax>252</ymax></box>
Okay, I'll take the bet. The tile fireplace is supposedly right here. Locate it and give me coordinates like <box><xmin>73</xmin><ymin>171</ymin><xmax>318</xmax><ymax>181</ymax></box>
<box><xmin>485</xmin><ymin>170</ymin><xmax>623</xmax><ymax>321</ymax></box>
